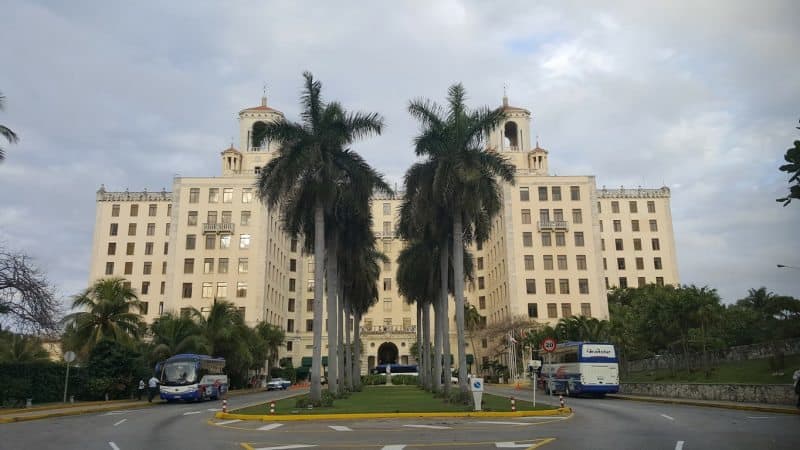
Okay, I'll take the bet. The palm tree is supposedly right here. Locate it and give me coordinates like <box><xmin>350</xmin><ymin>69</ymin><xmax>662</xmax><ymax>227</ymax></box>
<box><xmin>463</xmin><ymin>303</ymin><xmax>484</xmax><ymax>373</ymax></box>
<box><xmin>0</xmin><ymin>91</ymin><xmax>19</xmax><ymax>162</ymax></box>
<box><xmin>149</xmin><ymin>312</ymin><xmax>208</xmax><ymax>362</ymax></box>
<box><xmin>0</xmin><ymin>331</ymin><xmax>49</xmax><ymax>363</ymax></box>
<box><xmin>256</xmin><ymin>72</ymin><xmax>384</xmax><ymax>402</ymax></box>
<box><xmin>62</xmin><ymin>278</ymin><xmax>144</xmax><ymax>352</ymax></box>
<box><xmin>408</xmin><ymin>84</ymin><xmax>515</xmax><ymax>394</ymax></box>
<box><xmin>255</xmin><ymin>322</ymin><xmax>285</xmax><ymax>377</ymax></box>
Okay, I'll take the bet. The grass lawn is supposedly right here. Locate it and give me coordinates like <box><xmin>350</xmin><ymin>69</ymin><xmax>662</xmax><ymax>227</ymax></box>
<box><xmin>234</xmin><ymin>385</ymin><xmax>555</xmax><ymax>415</ymax></box>
<box><xmin>622</xmin><ymin>354</ymin><xmax>800</xmax><ymax>384</ymax></box>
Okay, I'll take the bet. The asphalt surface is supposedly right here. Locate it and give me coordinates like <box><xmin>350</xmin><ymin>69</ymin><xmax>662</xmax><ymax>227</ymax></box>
<box><xmin>1</xmin><ymin>386</ymin><xmax>799</xmax><ymax>450</ymax></box>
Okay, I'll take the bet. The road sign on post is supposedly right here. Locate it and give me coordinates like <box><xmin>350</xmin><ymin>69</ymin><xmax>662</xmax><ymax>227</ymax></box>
<box><xmin>541</xmin><ymin>338</ymin><xmax>557</xmax><ymax>398</ymax></box>
<box><xmin>470</xmin><ymin>378</ymin><xmax>484</xmax><ymax>411</ymax></box>
<box><xmin>542</xmin><ymin>338</ymin><xmax>557</xmax><ymax>353</ymax></box>
<box><xmin>63</xmin><ymin>351</ymin><xmax>76</xmax><ymax>403</ymax></box>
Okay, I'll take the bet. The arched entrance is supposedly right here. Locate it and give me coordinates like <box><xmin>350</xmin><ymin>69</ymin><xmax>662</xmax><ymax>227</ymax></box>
<box><xmin>377</xmin><ymin>342</ymin><xmax>399</xmax><ymax>365</ymax></box>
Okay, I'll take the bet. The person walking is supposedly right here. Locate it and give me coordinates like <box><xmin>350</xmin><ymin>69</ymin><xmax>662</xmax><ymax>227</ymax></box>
<box><xmin>793</xmin><ymin>367</ymin><xmax>800</xmax><ymax>409</ymax></box>
<box><xmin>137</xmin><ymin>379</ymin><xmax>145</xmax><ymax>401</ymax></box>
<box><xmin>148</xmin><ymin>375</ymin><xmax>160</xmax><ymax>403</ymax></box>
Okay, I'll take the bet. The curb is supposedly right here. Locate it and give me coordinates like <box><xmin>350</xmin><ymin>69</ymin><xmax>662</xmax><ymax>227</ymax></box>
<box><xmin>0</xmin><ymin>401</ymin><xmax>156</xmax><ymax>424</ymax></box>
<box><xmin>607</xmin><ymin>395</ymin><xmax>800</xmax><ymax>415</ymax></box>
<box><xmin>0</xmin><ymin>398</ymin><xmax>141</xmax><ymax>415</ymax></box>
<box><xmin>215</xmin><ymin>407</ymin><xmax>572</xmax><ymax>422</ymax></box>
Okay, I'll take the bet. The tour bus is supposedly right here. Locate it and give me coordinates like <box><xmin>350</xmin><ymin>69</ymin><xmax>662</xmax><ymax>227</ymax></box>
<box><xmin>157</xmin><ymin>354</ymin><xmax>228</xmax><ymax>402</ymax></box>
<box><xmin>540</xmin><ymin>342</ymin><xmax>619</xmax><ymax>397</ymax></box>
<box><xmin>370</xmin><ymin>364</ymin><xmax>418</xmax><ymax>376</ymax></box>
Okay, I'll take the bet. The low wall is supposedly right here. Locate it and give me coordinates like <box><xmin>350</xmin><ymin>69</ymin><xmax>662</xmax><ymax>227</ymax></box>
<box><xmin>619</xmin><ymin>383</ymin><xmax>796</xmax><ymax>406</ymax></box>
<box><xmin>627</xmin><ymin>338</ymin><xmax>800</xmax><ymax>372</ymax></box>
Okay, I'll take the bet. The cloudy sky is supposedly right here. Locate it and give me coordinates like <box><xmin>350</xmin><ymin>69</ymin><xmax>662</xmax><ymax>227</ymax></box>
<box><xmin>1</xmin><ymin>0</ymin><xmax>798</xmax><ymax>308</ymax></box>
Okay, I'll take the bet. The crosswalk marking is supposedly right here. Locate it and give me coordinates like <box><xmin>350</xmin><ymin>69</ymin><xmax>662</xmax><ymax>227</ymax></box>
<box><xmin>208</xmin><ymin>408</ymin><xmax>222</xmax><ymax>412</ymax></box>
<box><xmin>329</xmin><ymin>425</ymin><xmax>352</xmax><ymax>431</ymax></box>
<box><xmin>216</xmin><ymin>419</ymin><xmax>242</xmax><ymax>425</ymax></box>
<box><xmin>402</xmin><ymin>424</ymin><xmax>451</xmax><ymax>430</ymax></box>
<box><xmin>474</xmin><ymin>421</ymin><xmax>526</xmax><ymax>426</ymax></box>
<box><xmin>381</xmin><ymin>446</ymin><xmax>406</xmax><ymax>450</ymax></box>
<box><xmin>253</xmin><ymin>445</ymin><xmax>315</xmax><ymax>450</ymax></box>
<box><xmin>258</xmin><ymin>423</ymin><xmax>284</xmax><ymax>431</ymax></box>
<box><xmin>183</xmin><ymin>411</ymin><xmax>202</xmax><ymax>415</ymax></box>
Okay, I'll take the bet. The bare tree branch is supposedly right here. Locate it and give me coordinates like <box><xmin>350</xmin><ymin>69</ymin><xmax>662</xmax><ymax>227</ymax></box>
<box><xmin>0</xmin><ymin>245</ymin><xmax>61</xmax><ymax>335</ymax></box>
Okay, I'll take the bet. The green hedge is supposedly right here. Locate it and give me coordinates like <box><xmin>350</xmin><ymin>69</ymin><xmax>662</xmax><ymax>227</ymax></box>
<box><xmin>0</xmin><ymin>362</ymin><xmax>86</xmax><ymax>406</ymax></box>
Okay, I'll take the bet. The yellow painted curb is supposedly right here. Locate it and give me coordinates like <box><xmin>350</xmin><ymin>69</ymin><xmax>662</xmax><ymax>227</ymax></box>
<box><xmin>608</xmin><ymin>395</ymin><xmax>800</xmax><ymax>415</ymax></box>
<box><xmin>0</xmin><ymin>401</ymin><xmax>158</xmax><ymax>424</ymax></box>
<box><xmin>1</xmin><ymin>399</ymin><xmax>142</xmax><ymax>415</ymax></box>
<box><xmin>215</xmin><ymin>407</ymin><xmax>571</xmax><ymax>422</ymax></box>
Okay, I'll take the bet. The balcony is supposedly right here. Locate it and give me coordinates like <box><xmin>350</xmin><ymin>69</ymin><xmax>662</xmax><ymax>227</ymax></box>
<box><xmin>537</xmin><ymin>220</ymin><xmax>568</xmax><ymax>232</ymax></box>
<box><xmin>375</xmin><ymin>231</ymin><xmax>396</xmax><ymax>240</ymax></box>
<box><xmin>361</xmin><ymin>325</ymin><xmax>416</xmax><ymax>335</ymax></box>
<box><xmin>203</xmin><ymin>222</ymin><xmax>235</xmax><ymax>234</ymax></box>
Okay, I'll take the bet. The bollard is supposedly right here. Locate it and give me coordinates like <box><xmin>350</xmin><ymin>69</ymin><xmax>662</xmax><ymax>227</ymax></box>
<box><xmin>510</xmin><ymin>396</ymin><xmax>516</xmax><ymax>412</ymax></box>
<box><xmin>222</xmin><ymin>398</ymin><xmax>228</xmax><ymax>413</ymax></box>
<box><xmin>559</xmin><ymin>395</ymin><xmax>565</xmax><ymax>408</ymax></box>
<box><xmin>70</xmin><ymin>395</ymin><xmax>74</xmax><ymax>404</ymax></box>
<box><xmin>270</xmin><ymin>401</ymin><xmax>275</xmax><ymax>415</ymax></box>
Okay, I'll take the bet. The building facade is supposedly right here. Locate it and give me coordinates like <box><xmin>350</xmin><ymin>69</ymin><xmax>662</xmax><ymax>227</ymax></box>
<box><xmin>88</xmin><ymin>95</ymin><xmax>679</xmax><ymax>373</ymax></box>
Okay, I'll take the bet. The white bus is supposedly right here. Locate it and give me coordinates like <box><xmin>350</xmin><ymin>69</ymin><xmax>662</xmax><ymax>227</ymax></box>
<box><xmin>540</xmin><ymin>342</ymin><xmax>619</xmax><ymax>397</ymax></box>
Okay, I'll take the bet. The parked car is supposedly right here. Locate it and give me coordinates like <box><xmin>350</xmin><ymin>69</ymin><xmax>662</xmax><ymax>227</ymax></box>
<box><xmin>266</xmin><ymin>377</ymin><xmax>292</xmax><ymax>390</ymax></box>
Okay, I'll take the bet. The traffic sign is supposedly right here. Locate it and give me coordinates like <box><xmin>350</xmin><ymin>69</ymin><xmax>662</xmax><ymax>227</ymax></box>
<box><xmin>528</xmin><ymin>359</ymin><xmax>542</xmax><ymax>369</ymax></box>
<box><xmin>542</xmin><ymin>338</ymin><xmax>557</xmax><ymax>353</ymax></box>
<box><xmin>64</xmin><ymin>351</ymin><xmax>76</xmax><ymax>363</ymax></box>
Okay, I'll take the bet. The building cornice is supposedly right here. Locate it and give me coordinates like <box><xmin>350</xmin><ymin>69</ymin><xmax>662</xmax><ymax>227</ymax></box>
<box><xmin>598</xmin><ymin>186</ymin><xmax>670</xmax><ymax>199</ymax></box>
<box><xmin>97</xmin><ymin>188</ymin><xmax>172</xmax><ymax>202</ymax></box>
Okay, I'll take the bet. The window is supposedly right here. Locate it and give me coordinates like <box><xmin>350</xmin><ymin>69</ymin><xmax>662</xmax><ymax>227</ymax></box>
<box><xmin>570</xmin><ymin>186</ymin><xmax>580</xmax><ymax>201</ymax></box>
<box><xmin>383</xmin><ymin>202</ymin><xmax>391</xmax><ymax>215</ymax></box>
<box><xmin>143</xmin><ymin>262</ymin><xmax>152</xmax><ymax>275</ymax></box>
<box><xmin>523</xmin><ymin>232</ymin><xmax>533</xmax><ymax>247</ymax></box>
<box><xmin>307</xmin><ymin>280</ymin><xmax>315</xmax><ymax>292</ymax></box>
<box><xmin>656</xmin><ymin>277</ymin><xmax>664</xmax><ymax>286</ymax></box>
<box><xmin>207</xmin><ymin>211</ymin><xmax>217</xmax><ymax>225</ymax></box>
<box><xmin>167</xmin><ymin>204</ymin><xmax>171</xmax><ymax>216</ymax></box>
<box><xmin>187</xmin><ymin>211</ymin><xmax>198</xmax><ymax>226</ymax></box>
<box><xmin>520</xmin><ymin>187</ymin><xmax>530</xmax><ymax>201</ymax></box>
<box><xmin>238</xmin><ymin>258</ymin><xmax>248</xmax><ymax>273</ymax></box>
<box><xmin>613</xmin><ymin>220</ymin><xmax>622</xmax><ymax>232</ymax></box>
<box><xmin>148</xmin><ymin>204</ymin><xmax>157</xmax><ymax>216</ymax></box>
<box><xmin>202</xmin><ymin>282</ymin><xmax>213</xmax><ymax>298</ymax></box>
<box><xmin>160</xmin><ymin>282</ymin><xmax>165</xmax><ymax>295</ymax></box>
<box><xmin>111</xmin><ymin>204</ymin><xmax>120</xmax><ymax>217</ymax></box>
<box><xmin>555</xmin><ymin>232</ymin><xmax>566</xmax><ymax>246</ymax></box>
<box><xmin>638</xmin><ymin>277</ymin><xmax>646</xmax><ymax>288</ymax></box>
<box><xmin>289</xmin><ymin>279</ymin><xmax>296</xmax><ymax>292</ymax></box>
<box><xmin>576</xmin><ymin>255</ymin><xmax>587</xmax><ymax>270</ymax></box>
<box><xmin>649</xmin><ymin>219</ymin><xmax>658</xmax><ymax>232</ymax></box>
<box><xmin>559</xmin><ymin>279</ymin><xmax>569</xmax><ymax>294</ymax></box>
<box><xmin>184</xmin><ymin>258</ymin><xmax>194</xmax><ymax>274</ymax></box>
<box><xmin>124</xmin><ymin>261</ymin><xmax>134</xmax><ymax>275</ymax></box>
<box><xmin>552</xmin><ymin>186</ymin><xmax>562</xmax><ymax>201</ymax></box>
<box><xmin>140</xmin><ymin>302</ymin><xmax>149</xmax><ymax>315</ymax></box>
<box><xmin>479</xmin><ymin>296</ymin><xmax>486</xmax><ymax>309</ymax></box>
<box><xmin>237</xmin><ymin>282</ymin><xmax>247</xmax><ymax>298</ymax></box>
<box><xmin>526</xmin><ymin>279</ymin><xmax>536</xmax><ymax>294</ymax></box>
<box><xmin>481</xmin><ymin>339</ymin><xmax>488</xmax><ymax>349</ymax></box>
<box><xmin>579</xmin><ymin>279</ymin><xmax>589</xmax><ymax>294</ymax></box>
<box><xmin>538</xmin><ymin>186</ymin><xmax>548</xmax><ymax>201</ymax></box>
<box><xmin>239</xmin><ymin>234</ymin><xmax>251</xmax><ymax>249</ymax></box>
<box><xmin>242</xmin><ymin>188</ymin><xmax>253</xmax><ymax>203</ymax></box>
<box><xmin>631</xmin><ymin>220</ymin><xmax>640</xmax><ymax>232</ymax></box>
<box><xmin>205</xmin><ymin>234</ymin><xmax>216</xmax><ymax>250</ymax></box>
<box><xmin>208</xmin><ymin>188</ymin><xmax>219</xmax><ymax>203</ymax></box>
<box><xmin>617</xmin><ymin>258</ymin><xmax>626</xmax><ymax>270</ymax></box>
<box><xmin>144</xmin><ymin>242</ymin><xmax>153</xmax><ymax>255</ymax></box>
<box><xmin>545</xmin><ymin>279</ymin><xmax>556</xmax><ymax>294</ymax></box>
<box><xmin>384</xmin><ymin>260</ymin><xmax>392</xmax><ymax>271</ymax></box>
<box><xmin>574</xmin><ymin>232</ymin><xmax>584</xmax><ymax>247</ymax></box>
<box><xmin>164</xmin><ymin>242</ymin><xmax>169</xmax><ymax>255</ymax></box>
<box><xmin>287</xmin><ymin>319</ymin><xmax>294</xmax><ymax>332</ymax></box>
<box><xmin>652</xmin><ymin>238</ymin><xmax>661</xmax><ymax>251</ymax></box>
<box><xmin>647</xmin><ymin>200</ymin><xmax>656</xmax><ymax>213</ymax></box>
<box><xmin>654</xmin><ymin>257</ymin><xmax>663</xmax><ymax>270</ymax></box>
<box><xmin>615</xmin><ymin>239</ymin><xmax>623</xmax><ymax>251</ymax></box>
<box><xmin>216</xmin><ymin>282</ymin><xmax>228</xmax><ymax>299</ymax></box>
<box><xmin>145</xmin><ymin>223</ymin><xmax>154</xmax><ymax>236</ymax></box>
<box><xmin>105</xmin><ymin>262</ymin><xmax>114</xmax><ymax>275</ymax></box>
<box><xmin>290</xmin><ymin>239</ymin><xmax>298</xmax><ymax>252</ymax></box>
<box><xmin>221</xmin><ymin>211</ymin><xmax>232</xmax><ymax>224</ymax></box>
<box><xmin>581</xmin><ymin>303</ymin><xmax>591</xmax><ymax>316</ymax></box>
<box><xmin>478</xmin><ymin>277</ymin><xmax>485</xmax><ymax>289</ymax></box>
<box><xmin>547</xmin><ymin>303</ymin><xmax>558</xmax><ymax>318</ymax></box>
<box><xmin>527</xmin><ymin>303</ymin><xmax>538</xmax><ymax>318</ymax></box>
<box><xmin>543</xmin><ymin>255</ymin><xmax>554</xmax><ymax>270</ymax></box>
<box><xmin>383</xmin><ymin>298</ymin><xmax>392</xmax><ymax>312</ymax></box>
<box><xmin>383</xmin><ymin>221</ymin><xmax>391</xmax><ymax>235</ymax></box>
<box><xmin>572</xmin><ymin>209</ymin><xmax>582</xmax><ymax>224</ymax></box>
<box><xmin>539</xmin><ymin>209</ymin><xmax>550</xmax><ymax>223</ymax></box>
<box><xmin>521</xmin><ymin>209</ymin><xmax>531</xmax><ymax>224</ymax></box>
<box><xmin>383</xmin><ymin>278</ymin><xmax>392</xmax><ymax>291</ymax></box>
<box><xmin>110</xmin><ymin>223</ymin><xmax>118</xmax><ymax>236</ymax></box>
<box><xmin>222</xmin><ymin>188</ymin><xmax>233</xmax><ymax>203</ymax></box>
<box><xmin>601</xmin><ymin>239</ymin><xmax>605</xmax><ymax>251</ymax></box>
<box><xmin>189</xmin><ymin>188</ymin><xmax>199</xmax><ymax>203</ymax></box>
<box><xmin>107</xmin><ymin>242</ymin><xmax>116</xmax><ymax>255</ymax></box>
<box><xmin>204</xmin><ymin>258</ymin><xmax>214</xmax><ymax>274</ymax></box>
<box><xmin>597</xmin><ymin>202</ymin><xmax>602</xmax><ymax>213</ymax></box>
<box><xmin>182</xmin><ymin>283</ymin><xmax>192</xmax><ymax>298</ymax></box>
<box><xmin>128</xmin><ymin>223</ymin><xmax>137</xmax><ymax>236</ymax></box>
<box><xmin>524</xmin><ymin>255</ymin><xmax>534</xmax><ymax>270</ymax></box>
<box><xmin>220</xmin><ymin>235</ymin><xmax>231</xmax><ymax>249</ymax></box>
<box><xmin>619</xmin><ymin>277</ymin><xmax>628</xmax><ymax>289</ymax></box>
<box><xmin>553</xmin><ymin>209</ymin><xmax>564</xmax><ymax>221</ymax></box>
<box><xmin>561</xmin><ymin>303</ymin><xmax>572</xmax><ymax>318</ymax></box>
<box><xmin>603</xmin><ymin>257</ymin><xmax>607</xmax><ymax>270</ymax></box>
<box><xmin>605</xmin><ymin>277</ymin><xmax>610</xmax><ymax>289</ymax></box>
<box><xmin>627</xmin><ymin>201</ymin><xmax>638</xmax><ymax>213</ymax></box>
<box><xmin>541</xmin><ymin>232</ymin><xmax>552</xmax><ymax>247</ymax></box>
<box><xmin>557</xmin><ymin>255</ymin><xmax>567</xmax><ymax>270</ymax></box>
<box><xmin>636</xmin><ymin>257</ymin><xmax>644</xmax><ymax>270</ymax></box>
<box><xmin>611</xmin><ymin>201</ymin><xmax>619</xmax><ymax>213</ymax></box>
<box><xmin>123</xmin><ymin>282</ymin><xmax>131</xmax><ymax>290</ymax></box>
<box><xmin>306</xmin><ymin>320</ymin><xmax>314</xmax><ymax>332</ymax></box>
<box><xmin>130</xmin><ymin>204</ymin><xmax>139</xmax><ymax>217</ymax></box>
<box><xmin>599</xmin><ymin>220</ymin><xmax>603</xmax><ymax>232</ymax></box>
<box><xmin>241</xmin><ymin>211</ymin><xmax>251</xmax><ymax>226</ymax></box>
<box><xmin>306</xmin><ymin>299</ymin><xmax>314</xmax><ymax>312</ymax></box>
<box><xmin>186</xmin><ymin>234</ymin><xmax>196</xmax><ymax>250</ymax></box>
<box><xmin>288</xmin><ymin>299</ymin><xmax>296</xmax><ymax>312</ymax></box>
<box><xmin>218</xmin><ymin>258</ymin><xmax>229</xmax><ymax>273</ymax></box>
<box><xmin>162</xmin><ymin>262</ymin><xmax>167</xmax><ymax>274</ymax></box>
<box><xmin>634</xmin><ymin>238</ymin><xmax>642</xmax><ymax>251</ymax></box>
<box><xmin>165</xmin><ymin>223</ymin><xmax>170</xmax><ymax>236</ymax></box>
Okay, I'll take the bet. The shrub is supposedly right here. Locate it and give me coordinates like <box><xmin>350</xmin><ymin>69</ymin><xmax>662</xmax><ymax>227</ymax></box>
<box><xmin>361</xmin><ymin>374</ymin><xmax>387</xmax><ymax>385</ymax></box>
<box><xmin>390</xmin><ymin>375</ymin><xmax>417</xmax><ymax>385</ymax></box>
<box><xmin>0</xmin><ymin>361</ymin><xmax>85</xmax><ymax>405</ymax></box>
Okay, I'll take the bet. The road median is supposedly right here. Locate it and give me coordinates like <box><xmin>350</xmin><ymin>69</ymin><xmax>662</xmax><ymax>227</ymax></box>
<box><xmin>215</xmin><ymin>407</ymin><xmax>572</xmax><ymax>422</ymax></box>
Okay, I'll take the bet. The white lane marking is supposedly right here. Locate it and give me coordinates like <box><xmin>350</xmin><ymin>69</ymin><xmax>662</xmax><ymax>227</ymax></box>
<box><xmin>381</xmin><ymin>446</ymin><xmax>406</xmax><ymax>450</ymax></box>
<box><xmin>109</xmin><ymin>443</ymin><xmax>121</xmax><ymax>450</ymax></box>
<box><xmin>675</xmin><ymin>441</ymin><xmax>684</xmax><ymax>450</ymax></box>
<box><xmin>660</xmin><ymin>414</ymin><xmax>675</xmax><ymax>421</ymax></box>
<box><xmin>496</xmin><ymin>442</ymin><xmax>535</xmax><ymax>448</ymax></box>
<box><xmin>216</xmin><ymin>419</ymin><xmax>242</xmax><ymax>425</ymax></box>
<box><xmin>329</xmin><ymin>425</ymin><xmax>352</xmax><ymax>431</ymax></box>
<box><xmin>208</xmin><ymin>408</ymin><xmax>222</xmax><ymax>412</ymax></box>
<box><xmin>102</xmin><ymin>411</ymin><xmax>131</xmax><ymax>416</ymax></box>
<box><xmin>113</xmin><ymin>418</ymin><xmax>127</xmax><ymax>427</ymax></box>
<box><xmin>475</xmin><ymin>421</ymin><xmax>527</xmax><ymax>426</ymax></box>
<box><xmin>253</xmin><ymin>445</ymin><xmax>316</xmax><ymax>450</ymax></box>
<box><xmin>183</xmin><ymin>410</ymin><xmax>202</xmax><ymax>415</ymax></box>
<box><xmin>258</xmin><ymin>423</ymin><xmax>284</xmax><ymax>431</ymax></box>
<box><xmin>402</xmin><ymin>424</ymin><xmax>451</xmax><ymax>429</ymax></box>
<box><xmin>747</xmin><ymin>416</ymin><xmax>774</xmax><ymax>419</ymax></box>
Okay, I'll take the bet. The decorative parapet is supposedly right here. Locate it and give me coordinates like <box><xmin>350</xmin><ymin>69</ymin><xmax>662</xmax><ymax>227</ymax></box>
<box><xmin>372</xmin><ymin>190</ymin><xmax>405</xmax><ymax>200</ymax></box>
<box><xmin>96</xmin><ymin>185</ymin><xmax>172</xmax><ymax>202</ymax></box>
<box><xmin>598</xmin><ymin>186</ymin><xmax>670</xmax><ymax>199</ymax></box>
<box><xmin>362</xmin><ymin>325</ymin><xmax>416</xmax><ymax>335</ymax></box>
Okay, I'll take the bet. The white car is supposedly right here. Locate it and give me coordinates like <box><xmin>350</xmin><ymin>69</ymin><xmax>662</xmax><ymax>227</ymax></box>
<box><xmin>266</xmin><ymin>378</ymin><xmax>292</xmax><ymax>390</ymax></box>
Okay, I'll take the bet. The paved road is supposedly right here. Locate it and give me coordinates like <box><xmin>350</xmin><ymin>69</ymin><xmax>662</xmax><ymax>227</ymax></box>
<box><xmin>2</xmin><ymin>386</ymin><xmax>799</xmax><ymax>449</ymax></box>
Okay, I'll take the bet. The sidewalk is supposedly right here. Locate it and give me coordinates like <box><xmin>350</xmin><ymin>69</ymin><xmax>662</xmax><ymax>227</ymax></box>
<box><xmin>608</xmin><ymin>393</ymin><xmax>800</xmax><ymax>415</ymax></box>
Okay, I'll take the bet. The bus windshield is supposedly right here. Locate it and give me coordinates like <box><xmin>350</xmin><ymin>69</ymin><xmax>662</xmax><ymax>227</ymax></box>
<box><xmin>161</xmin><ymin>359</ymin><xmax>198</xmax><ymax>386</ymax></box>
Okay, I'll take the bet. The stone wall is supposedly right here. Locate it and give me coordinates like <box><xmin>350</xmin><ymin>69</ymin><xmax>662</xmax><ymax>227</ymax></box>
<box><xmin>619</xmin><ymin>382</ymin><xmax>797</xmax><ymax>405</ymax></box>
<box><xmin>627</xmin><ymin>338</ymin><xmax>800</xmax><ymax>372</ymax></box>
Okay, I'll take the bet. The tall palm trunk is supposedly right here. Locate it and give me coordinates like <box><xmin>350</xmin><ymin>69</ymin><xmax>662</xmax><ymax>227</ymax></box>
<box><xmin>345</xmin><ymin>303</ymin><xmax>353</xmax><ymax>390</ymax></box>
<box><xmin>453</xmin><ymin>212</ymin><xmax>468</xmax><ymax>394</ymax></box>
<box><xmin>440</xmin><ymin>240</ymin><xmax>451</xmax><ymax>396</ymax></box>
<box><xmin>311</xmin><ymin>203</ymin><xmax>325</xmax><ymax>402</ymax></box>
<box><xmin>416</xmin><ymin>303</ymin><xmax>423</xmax><ymax>387</ymax></box>
<box><xmin>432</xmin><ymin>294</ymin><xmax>443</xmax><ymax>393</ymax></box>
<box><xmin>326</xmin><ymin>236</ymin><xmax>339</xmax><ymax>395</ymax></box>
<box><xmin>422</xmin><ymin>301</ymin><xmax>432</xmax><ymax>391</ymax></box>
<box><xmin>338</xmin><ymin>284</ymin><xmax>345</xmax><ymax>392</ymax></box>
<box><xmin>353</xmin><ymin>311</ymin><xmax>362</xmax><ymax>389</ymax></box>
